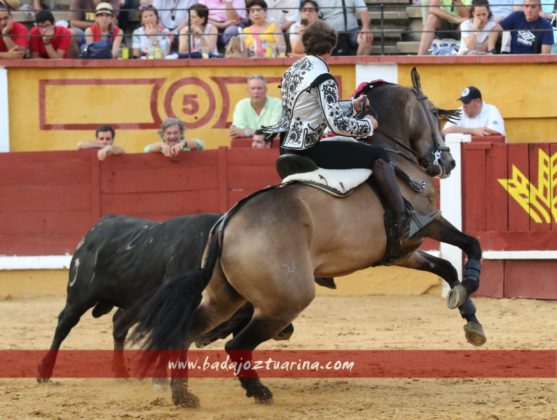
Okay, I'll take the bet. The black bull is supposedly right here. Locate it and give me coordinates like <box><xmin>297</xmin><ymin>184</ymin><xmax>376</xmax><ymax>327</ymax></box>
<box><xmin>37</xmin><ymin>213</ymin><xmax>294</xmax><ymax>381</ymax></box>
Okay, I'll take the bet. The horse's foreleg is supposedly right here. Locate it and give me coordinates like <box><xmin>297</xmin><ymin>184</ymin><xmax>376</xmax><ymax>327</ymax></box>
<box><xmin>398</xmin><ymin>251</ymin><xmax>486</xmax><ymax>346</ymax></box>
<box><xmin>419</xmin><ymin>216</ymin><xmax>482</xmax><ymax>299</ymax></box>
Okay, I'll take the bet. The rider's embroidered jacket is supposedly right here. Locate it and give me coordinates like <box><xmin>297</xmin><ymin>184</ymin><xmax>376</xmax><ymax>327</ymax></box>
<box><xmin>265</xmin><ymin>55</ymin><xmax>373</xmax><ymax>150</ymax></box>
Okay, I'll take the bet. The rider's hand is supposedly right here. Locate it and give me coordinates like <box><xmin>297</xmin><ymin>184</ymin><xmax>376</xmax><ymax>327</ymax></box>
<box><xmin>365</xmin><ymin>115</ymin><xmax>378</xmax><ymax>130</ymax></box>
<box><xmin>353</xmin><ymin>95</ymin><xmax>368</xmax><ymax>113</ymax></box>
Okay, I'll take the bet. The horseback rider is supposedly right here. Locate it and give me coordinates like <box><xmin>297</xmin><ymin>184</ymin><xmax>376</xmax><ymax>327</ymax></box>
<box><xmin>265</xmin><ymin>20</ymin><xmax>415</xmax><ymax>250</ymax></box>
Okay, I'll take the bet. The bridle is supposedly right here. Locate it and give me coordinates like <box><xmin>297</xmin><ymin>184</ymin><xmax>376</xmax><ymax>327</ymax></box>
<box><xmin>371</xmin><ymin>88</ymin><xmax>450</xmax><ymax>173</ymax></box>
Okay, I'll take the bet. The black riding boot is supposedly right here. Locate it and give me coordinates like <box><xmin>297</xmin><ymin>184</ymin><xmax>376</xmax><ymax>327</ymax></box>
<box><xmin>372</xmin><ymin>159</ymin><xmax>411</xmax><ymax>245</ymax></box>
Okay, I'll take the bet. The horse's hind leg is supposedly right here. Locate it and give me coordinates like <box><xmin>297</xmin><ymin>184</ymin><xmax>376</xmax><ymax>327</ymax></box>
<box><xmin>224</xmin><ymin>279</ymin><xmax>316</xmax><ymax>404</ymax></box>
<box><xmin>398</xmin><ymin>251</ymin><xmax>486</xmax><ymax>346</ymax></box>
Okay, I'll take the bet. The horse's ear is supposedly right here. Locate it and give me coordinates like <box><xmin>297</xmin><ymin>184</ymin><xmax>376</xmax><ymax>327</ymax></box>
<box><xmin>411</xmin><ymin>67</ymin><xmax>422</xmax><ymax>93</ymax></box>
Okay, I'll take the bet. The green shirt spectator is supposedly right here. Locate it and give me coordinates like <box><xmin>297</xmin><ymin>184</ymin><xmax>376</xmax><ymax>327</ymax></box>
<box><xmin>230</xmin><ymin>75</ymin><xmax>282</xmax><ymax>138</ymax></box>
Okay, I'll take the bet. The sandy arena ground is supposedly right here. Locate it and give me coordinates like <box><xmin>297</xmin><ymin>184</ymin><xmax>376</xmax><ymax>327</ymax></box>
<box><xmin>0</xmin><ymin>291</ymin><xmax>556</xmax><ymax>419</ymax></box>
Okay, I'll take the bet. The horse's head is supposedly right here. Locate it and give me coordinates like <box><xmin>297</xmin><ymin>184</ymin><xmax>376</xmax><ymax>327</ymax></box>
<box><xmin>365</xmin><ymin>69</ymin><xmax>457</xmax><ymax>178</ymax></box>
<box><xmin>409</xmin><ymin>68</ymin><xmax>457</xmax><ymax>178</ymax></box>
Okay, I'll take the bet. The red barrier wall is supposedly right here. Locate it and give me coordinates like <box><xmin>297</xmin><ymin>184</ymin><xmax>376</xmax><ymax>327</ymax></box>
<box><xmin>0</xmin><ymin>148</ymin><xmax>279</xmax><ymax>255</ymax></box>
<box><xmin>1</xmin><ymin>145</ymin><xmax>555</xmax><ymax>299</ymax></box>
<box><xmin>462</xmin><ymin>142</ymin><xmax>557</xmax><ymax>299</ymax></box>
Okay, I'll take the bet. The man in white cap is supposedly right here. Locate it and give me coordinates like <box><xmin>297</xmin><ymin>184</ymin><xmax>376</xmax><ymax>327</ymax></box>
<box><xmin>442</xmin><ymin>86</ymin><xmax>506</xmax><ymax>137</ymax></box>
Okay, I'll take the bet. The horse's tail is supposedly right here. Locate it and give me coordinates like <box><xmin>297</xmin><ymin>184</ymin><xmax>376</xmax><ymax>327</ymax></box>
<box><xmin>130</xmin><ymin>233</ymin><xmax>220</xmax><ymax>353</ymax></box>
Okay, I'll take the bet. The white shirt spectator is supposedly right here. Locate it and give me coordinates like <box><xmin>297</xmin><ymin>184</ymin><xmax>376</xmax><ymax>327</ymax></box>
<box><xmin>443</xmin><ymin>102</ymin><xmax>506</xmax><ymax>136</ymax></box>
<box><xmin>153</xmin><ymin>0</ymin><xmax>197</xmax><ymax>31</ymax></box>
<box><xmin>265</xmin><ymin>0</ymin><xmax>299</xmax><ymax>29</ymax></box>
<box><xmin>319</xmin><ymin>0</ymin><xmax>368</xmax><ymax>32</ymax></box>
<box><xmin>458</xmin><ymin>19</ymin><xmax>497</xmax><ymax>55</ymax></box>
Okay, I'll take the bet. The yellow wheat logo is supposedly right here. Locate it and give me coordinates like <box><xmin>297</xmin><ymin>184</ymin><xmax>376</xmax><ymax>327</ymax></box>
<box><xmin>498</xmin><ymin>149</ymin><xmax>557</xmax><ymax>224</ymax></box>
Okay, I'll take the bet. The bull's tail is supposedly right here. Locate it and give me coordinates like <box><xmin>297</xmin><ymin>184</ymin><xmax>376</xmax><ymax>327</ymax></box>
<box><xmin>130</xmin><ymin>233</ymin><xmax>220</xmax><ymax>355</ymax></box>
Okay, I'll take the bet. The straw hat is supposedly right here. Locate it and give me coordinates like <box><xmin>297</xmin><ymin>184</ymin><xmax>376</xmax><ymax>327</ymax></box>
<box><xmin>95</xmin><ymin>2</ymin><xmax>113</xmax><ymax>15</ymax></box>
<box><xmin>2</xmin><ymin>0</ymin><xmax>21</xmax><ymax>10</ymax></box>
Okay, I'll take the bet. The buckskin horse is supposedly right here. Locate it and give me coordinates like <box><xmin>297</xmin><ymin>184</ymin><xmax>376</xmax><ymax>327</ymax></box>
<box><xmin>131</xmin><ymin>68</ymin><xmax>485</xmax><ymax>407</ymax></box>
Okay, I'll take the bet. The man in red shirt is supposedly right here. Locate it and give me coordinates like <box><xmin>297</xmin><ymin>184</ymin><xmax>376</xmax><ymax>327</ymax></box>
<box><xmin>29</xmin><ymin>10</ymin><xmax>72</xmax><ymax>59</ymax></box>
<box><xmin>0</xmin><ymin>3</ymin><xmax>28</xmax><ymax>59</ymax></box>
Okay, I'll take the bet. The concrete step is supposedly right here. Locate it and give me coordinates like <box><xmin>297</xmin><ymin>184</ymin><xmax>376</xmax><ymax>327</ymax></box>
<box><xmin>396</xmin><ymin>40</ymin><xmax>420</xmax><ymax>54</ymax></box>
<box><xmin>373</xmin><ymin>26</ymin><xmax>404</xmax><ymax>41</ymax></box>
<box><xmin>370</xmin><ymin>10</ymin><xmax>409</xmax><ymax>25</ymax></box>
<box><xmin>372</xmin><ymin>44</ymin><xmax>400</xmax><ymax>55</ymax></box>
<box><xmin>407</xmin><ymin>5</ymin><xmax>426</xmax><ymax>19</ymax></box>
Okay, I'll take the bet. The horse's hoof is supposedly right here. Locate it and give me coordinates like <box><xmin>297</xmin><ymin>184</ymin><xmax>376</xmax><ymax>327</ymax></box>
<box><xmin>447</xmin><ymin>284</ymin><xmax>467</xmax><ymax>309</ymax></box>
<box><xmin>463</xmin><ymin>321</ymin><xmax>486</xmax><ymax>347</ymax></box>
<box><xmin>172</xmin><ymin>391</ymin><xmax>200</xmax><ymax>408</ymax></box>
<box><xmin>36</xmin><ymin>376</ymin><xmax>50</xmax><ymax>384</ymax></box>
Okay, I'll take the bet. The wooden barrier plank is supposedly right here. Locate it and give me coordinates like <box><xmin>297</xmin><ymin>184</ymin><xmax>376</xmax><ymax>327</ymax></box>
<box><xmin>504</xmin><ymin>260</ymin><xmax>557</xmax><ymax>299</ymax></box>
<box><xmin>528</xmin><ymin>144</ymin><xmax>551</xmax><ymax>233</ymax></box>
<box><xmin>0</xmin><ymin>210</ymin><xmax>89</xmax><ymax>236</ymax></box>
<box><xmin>474</xmin><ymin>260</ymin><xmax>504</xmax><ymax>298</ymax></box>
<box><xmin>0</xmin><ymin>234</ymin><xmax>79</xmax><ymax>255</ymax></box>
<box><xmin>100</xmin><ymin>190</ymin><xmax>221</xmax><ymax>220</ymax></box>
<box><xmin>549</xmin><ymin>143</ymin><xmax>557</xmax><ymax>230</ymax></box>
<box><xmin>462</xmin><ymin>144</ymin><xmax>488</xmax><ymax>232</ymax></box>
<box><xmin>507</xmin><ymin>144</ymin><xmax>531</xmax><ymax>233</ymax></box>
<box><xmin>0</xmin><ymin>185</ymin><xmax>91</xmax><ymax>210</ymax></box>
<box><xmin>485</xmin><ymin>143</ymin><xmax>509</xmax><ymax>233</ymax></box>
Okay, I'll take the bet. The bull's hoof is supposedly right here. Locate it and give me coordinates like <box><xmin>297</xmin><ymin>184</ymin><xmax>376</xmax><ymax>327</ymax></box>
<box><xmin>248</xmin><ymin>385</ymin><xmax>273</xmax><ymax>405</ymax></box>
<box><xmin>447</xmin><ymin>284</ymin><xmax>467</xmax><ymax>309</ymax></box>
<box><xmin>463</xmin><ymin>321</ymin><xmax>486</xmax><ymax>347</ymax></box>
<box><xmin>36</xmin><ymin>363</ymin><xmax>52</xmax><ymax>383</ymax></box>
<box><xmin>172</xmin><ymin>391</ymin><xmax>200</xmax><ymax>408</ymax></box>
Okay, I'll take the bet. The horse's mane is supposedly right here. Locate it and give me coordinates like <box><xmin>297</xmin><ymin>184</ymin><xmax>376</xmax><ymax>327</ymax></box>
<box><xmin>438</xmin><ymin>108</ymin><xmax>461</xmax><ymax>124</ymax></box>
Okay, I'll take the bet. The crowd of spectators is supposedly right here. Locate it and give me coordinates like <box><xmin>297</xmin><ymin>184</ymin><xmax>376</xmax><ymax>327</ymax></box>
<box><xmin>1</xmin><ymin>0</ymin><xmax>556</xmax><ymax>59</ymax></box>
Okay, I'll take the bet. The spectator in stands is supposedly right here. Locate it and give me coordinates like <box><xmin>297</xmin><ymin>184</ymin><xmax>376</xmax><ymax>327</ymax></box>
<box><xmin>133</xmin><ymin>5</ymin><xmax>173</xmax><ymax>58</ymax></box>
<box><xmin>198</xmin><ymin>0</ymin><xmax>248</xmax><ymax>48</ymax></box>
<box><xmin>251</xmin><ymin>129</ymin><xmax>272</xmax><ymax>148</ymax></box>
<box><xmin>84</xmin><ymin>3</ymin><xmax>123</xmax><ymax>59</ymax></box>
<box><xmin>458</xmin><ymin>0</ymin><xmax>498</xmax><ymax>55</ymax></box>
<box><xmin>0</xmin><ymin>3</ymin><xmax>27</xmax><ymax>59</ymax></box>
<box><xmin>29</xmin><ymin>10</ymin><xmax>72</xmax><ymax>59</ymax></box>
<box><xmin>178</xmin><ymin>3</ymin><xmax>219</xmax><ymax>57</ymax></box>
<box><xmin>230</xmin><ymin>74</ymin><xmax>282</xmax><ymax>139</ymax></box>
<box><xmin>144</xmin><ymin>118</ymin><xmax>204</xmax><ymax>158</ymax></box>
<box><xmin>442</xmin><ymin>86</ymin><xmax>506</xmax><ymax>137</ymax></box>
<box><xmin>77</xmin><ymin>125</ymin><xmax>125</xmax><ymax>161</ymax></box>
<box><xmin>69</xmin><ymin>0</ymin><xmax>120</xmax><ymax>56</ymax></box>
<box><xmin>265</xmin><ymin>0</ymin><xmax>298</xmax><ymax>32</ymax></box>
<box><xmin>152</xmin><ymin>0</ymin><xmax>196</xmax><ymax>34</ymax></box>
<box><xmin>491</xmin><ymin>0</ymin><xmax>554</xmax><ymax>54</ymax></box>
<box><xmin>240</xmin><ymin>0</ymin><xmax>285</xmax><ymax>56</ymax></box>
<box><xmin>318</xmin><ymin>0</ymin><xmax>372</xmax><ymax>56</ymax></box>
<box><xmin>417</xmin><ymin>0</ymin><xmax>472</xmax><ymax>55</ymax></box>
<box><xmin>289</xmin><ymin>0</ymin><xmax>320</xmax><ymax>57</ymax></box>
<box><xmin>0</xmin><ymin>0</ymin><xmax>19</xmax><ymax>11</ymax></box>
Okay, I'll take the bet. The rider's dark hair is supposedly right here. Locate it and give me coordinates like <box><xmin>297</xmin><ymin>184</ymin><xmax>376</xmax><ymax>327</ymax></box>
<box><xmin>302</xmin><ymin>20</ymin><xmax>337</xmax><ymax>56</ymax></box>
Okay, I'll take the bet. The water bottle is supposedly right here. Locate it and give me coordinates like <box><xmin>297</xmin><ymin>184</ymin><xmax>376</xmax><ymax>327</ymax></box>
<box><xmin>120</xmin><ymin>46</ymin><xmax>129</xmax><ymax>60</ymax></box>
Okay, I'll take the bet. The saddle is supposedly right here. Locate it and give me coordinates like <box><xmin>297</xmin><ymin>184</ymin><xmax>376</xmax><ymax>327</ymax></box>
<box><xmin>276</xmin><ymin>154</ymin><xmax>372</xmax><ymax>197</ymax></box>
